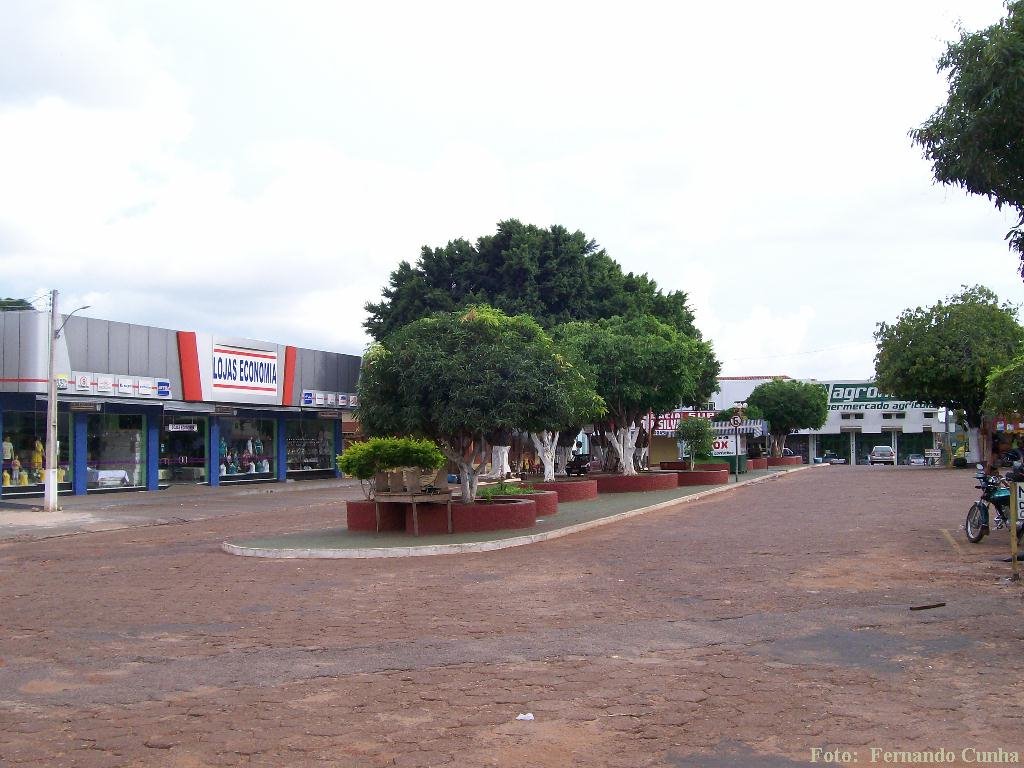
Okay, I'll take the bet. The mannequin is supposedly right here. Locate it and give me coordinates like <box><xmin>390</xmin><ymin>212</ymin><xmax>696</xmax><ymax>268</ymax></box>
<box><xmin>2</xmin><ymin>435</ymin><xmax>12</xmax><ymax>462</ymax></box>
<box><xmin>254</xmin><ymin>437</ymin><xmax>263</xmax><ymax>455</ymax></box>
<box><xmin>246</xmin><ymin>438</ymin><xmax>254</xmax><ymax>456</ymax></box>
<box><xmin>2</xmin><ymin>470</ymin><xmax>9</xmax><ymax>486</ymax></box>
<box><xmin>220</xmin><ymin>463</ymin><xmax>227</xmax><ymax>477</ymax></box>
<box><xmin>11</xmin><ymin>456</ymin><xmax>20</xmax><ymax>483</ymax></box>
<box><xmin>259</xmin><ymin>458</ymin><xmax>269</xmax><ymax>473</ymax></box>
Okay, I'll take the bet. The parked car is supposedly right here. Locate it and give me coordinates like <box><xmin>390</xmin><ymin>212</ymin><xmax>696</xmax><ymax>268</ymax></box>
<box><xmin>906</xmin><ymin>453</ymin><xmax>927</xmax><ymax>466</ymax></box>
<box><xmin>564</xmin><ymin>453</ymin><xmax>591</xmax><ymax>476</ymax></box>
<box><xmin>868</xmin><ymin>446</ymin><xmax>897</xmax><ymax>465</ymax></box>
<box><xmin>821</xmin><ymin>450</ymin><xmax>846</xmax><ymax>465</ymax></box>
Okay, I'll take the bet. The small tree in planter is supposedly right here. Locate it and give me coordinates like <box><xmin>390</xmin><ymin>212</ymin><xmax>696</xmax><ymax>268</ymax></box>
<box><xmin>337</xmin><ymin>437</ymin><xmax>445</xmax><ymax>499</ymax></box>
<box><xmin>674</xmin><ymin>417</ymin><xmax>715</xmax><ymax>471</ymax></box>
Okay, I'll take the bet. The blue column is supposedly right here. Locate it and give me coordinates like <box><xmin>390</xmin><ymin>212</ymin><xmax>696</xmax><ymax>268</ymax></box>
<box><xmin>73</xmin><ymin>413</ymin><xmax>88</xmax><ymax>495</ymax></box>
<box><xmin>146</xmin><ymin>414</ymin><xmax>159</xmax><ymax>491</ymax></box>
<box><xmin>333</xmin><ymin>419</ymin><xmax>342</xmax><ymax>478</ymax></box>
<box><xmin>276</xmin><ymin>415</ymin><xmax>287</xmax><ymax>482</ymax></box>
<box><xmin>208</xmin><ymin>417</ymin><xmax>220</xmax><ymax>487</ymax></box>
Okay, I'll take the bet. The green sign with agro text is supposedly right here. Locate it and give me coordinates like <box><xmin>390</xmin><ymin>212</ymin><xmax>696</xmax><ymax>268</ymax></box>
<box><xmin>827</xmin><ymin>382</ymin><xmax>929</xmax><ymax>412</ymax></box>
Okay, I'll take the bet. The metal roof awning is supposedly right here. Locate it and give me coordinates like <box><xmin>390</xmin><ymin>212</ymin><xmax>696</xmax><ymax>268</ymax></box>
<box><xmin>711</xmin><ymin>419</ymin><xmax>766</xmax><ymax>436</ymax></box>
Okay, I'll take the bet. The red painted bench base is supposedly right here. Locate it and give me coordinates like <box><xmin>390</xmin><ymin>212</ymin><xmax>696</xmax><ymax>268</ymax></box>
<box><xmin>346</xmin><ymin>498</ymin><xmax>536</xmax><ymax>534</ymax></box>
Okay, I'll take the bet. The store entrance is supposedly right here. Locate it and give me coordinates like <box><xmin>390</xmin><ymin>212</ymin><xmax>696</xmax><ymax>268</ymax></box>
<box><xmin>159</xmin><ymin>416</ymin><xmax>207</xmax><ymax>485</ymax></box>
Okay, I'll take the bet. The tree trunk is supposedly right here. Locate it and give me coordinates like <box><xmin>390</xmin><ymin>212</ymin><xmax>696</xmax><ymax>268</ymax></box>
<box><xmin>555</xmin><ymin>446</ymin><xmax>569</xmax><ymax>477</ymax></box>
<box><xmin>482</xmin><ymin>445</ymin><xmax>512</xmax><ymax>479</ymax></box>
<box><xmin>530</xmin><ymin>431</ymin><xmax>559</xmax><ymax>482</ymax></box>
<box><xmin>770</xmin><ymin>433</ymin><xmax>787</xmax><ymax>458</ymax></box>
<box><xmin>440</xmin><ymin>442</ymin><xmax>486</xmax><ymax>504</ymax></box>
<box><xmin>967</xmin><ymin>426</ymin><xmax>981</xmax><ymax>463</ymax></box>
<box><xmin>604</xmin><ymin>426</ymin><xmax>639</xmax><ymax>475</ymax></box>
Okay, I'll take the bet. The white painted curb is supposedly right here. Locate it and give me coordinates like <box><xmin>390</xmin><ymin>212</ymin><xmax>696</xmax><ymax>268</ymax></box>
<box><xmin>222</xmin><ymin>464</ymin><xmax>822</xmax><ymax>559</ymax></box>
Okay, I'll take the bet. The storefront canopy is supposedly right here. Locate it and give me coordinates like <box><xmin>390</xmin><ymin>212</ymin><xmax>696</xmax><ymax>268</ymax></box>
<box><xmin>711</xmin><ymin>419</ymin><xmax>766</xmax><ymax>437</ymax></box>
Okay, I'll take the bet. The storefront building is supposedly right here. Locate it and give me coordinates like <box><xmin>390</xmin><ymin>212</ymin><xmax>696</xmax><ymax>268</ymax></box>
<box><xmin>645</xmin><ymin>377</ymin><xmax>947</xmax><ymax>465</ymax></box>
<box><xmin>0</xmin><ymin>310</ymin><xmax>360</xmax><ymax>497</ymax></box>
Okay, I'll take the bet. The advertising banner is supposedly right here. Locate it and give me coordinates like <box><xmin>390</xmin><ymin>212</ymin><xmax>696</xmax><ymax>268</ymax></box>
<box><xmin>827</xmin><ymin>382</ymin><xmax>928</xmax><ymax>411</ymax></box>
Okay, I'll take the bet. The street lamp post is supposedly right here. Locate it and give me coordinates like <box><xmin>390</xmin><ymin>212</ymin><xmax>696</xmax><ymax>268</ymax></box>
<box><xmin>43</xmin><ymin>290</ymin><xmax>89</xmax><ymax>512</ymax></box>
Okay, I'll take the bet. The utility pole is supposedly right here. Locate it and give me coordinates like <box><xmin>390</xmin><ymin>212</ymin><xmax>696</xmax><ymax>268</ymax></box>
<box><xmin>44</xmin><ymin>289</ymin><xmax>59</xmax><ymax>512</ymax></box>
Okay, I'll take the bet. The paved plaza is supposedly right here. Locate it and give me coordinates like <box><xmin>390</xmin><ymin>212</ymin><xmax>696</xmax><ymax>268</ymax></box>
<box><xmin>1</xmin><ymin>467</ymin><xmax>1022</xmax><ymax>767</ymax></box>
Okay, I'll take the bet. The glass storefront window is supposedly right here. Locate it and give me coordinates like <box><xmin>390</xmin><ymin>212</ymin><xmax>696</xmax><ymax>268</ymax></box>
<box><xmin>160</xmin><ymin>416</ymin><xmax>207</xmax><ymax>485</ymax></box>
<box><xmin>86</xmin><ymin>414</ymin><xmax>146</xmax><ymax>488</ymax></box>
<box><xmin>2</xmin><ymin>411</ymin><xmax>72</xmax><ymax>492</ymax></box>
<box><xmin>219</xmin><ymin>418</ymin><xmax>275</xmax><ymax>480</ymax></box>
<box><xmin>285</xmin><ymin>417</ymin><xmax>335</xmax><ymax>472</ymax></box>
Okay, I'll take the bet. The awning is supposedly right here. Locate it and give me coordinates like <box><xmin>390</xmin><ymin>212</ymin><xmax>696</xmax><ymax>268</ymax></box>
<box><xmin>711</xmin><ymin>419</ymin><xmax>766</xmax><ymax>437</ymax></box>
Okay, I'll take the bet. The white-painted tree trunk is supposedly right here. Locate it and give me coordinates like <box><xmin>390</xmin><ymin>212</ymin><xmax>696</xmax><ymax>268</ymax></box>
<box><xmin>482</xmin><ymin>445</ymin><xmax>512</xmax><ymax>479</ymax></box>
<box><xmin>967</xmin><ymin>427</ymin><xmax>981</xmax><ymax>463</ymax></box>
<box><xmin>604</xmin><ymin>426</ymin><xmax>640</xmax><ymax>475</ymax></box>
<box><xmin>530</xmin><ymin>431</ymin><xmax>559</xmax><ymax>482</ymax></box>
<box><xmin>555</xmin><ymin>446</ymin><xmax>569</xmax><ymax>477</ymax></box>
<box><xmin>440</xmin><ymin>443</ymin><xmax>486</xmax><ymax>503</ymax></box>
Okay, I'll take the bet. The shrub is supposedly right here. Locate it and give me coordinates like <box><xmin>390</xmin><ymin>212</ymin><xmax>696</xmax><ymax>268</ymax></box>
<box><xmin>478</xmin><ymin>481</ymin><xmax>539</xmax><ymax>500</ymax></box>
<box><xmin>337</xmin><ymin>437</ymin><xmax>445</xmax><ymax>480</ymax></box>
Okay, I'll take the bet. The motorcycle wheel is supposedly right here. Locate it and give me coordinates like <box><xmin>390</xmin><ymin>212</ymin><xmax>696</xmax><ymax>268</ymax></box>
<box><xmin>965</xmin><ymin>503</ymin><xmax>986</xmax><ymax>543</ymax></box>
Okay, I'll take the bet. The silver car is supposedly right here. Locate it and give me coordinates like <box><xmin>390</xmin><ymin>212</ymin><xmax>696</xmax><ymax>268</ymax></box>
<box><xmin>869</xmin><ymin>446</ymin><xmax>896</xmax><ymax>465</ymax></box>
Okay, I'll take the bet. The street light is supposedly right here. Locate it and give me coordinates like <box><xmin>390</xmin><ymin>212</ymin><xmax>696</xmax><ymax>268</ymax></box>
<box><xmin>43</xmin><ymin>290</ymin><xmax>90</xmax><ymax>512</ymax></box>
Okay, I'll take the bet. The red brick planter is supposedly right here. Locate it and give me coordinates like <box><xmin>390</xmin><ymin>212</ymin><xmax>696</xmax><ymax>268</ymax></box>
<box><xmin>346</xmin><ymin>499</ymin><xmax>408</xmax><ymax>532</ymax></box>
<box><xmin>694</xmin><ymin>462</ymin><xmax>730</xmax><ymax>472</ymax></box>
<box><xmin>594</xmin><ymin>472</ymin><xmax>679</xmax><ymax>493</ymax></box>
<box><xmin>673</xmin><ymin>469</ymin><xmax>729</xmax><ymax>486</ymax></box>
<box><xmin>409</xmin><ymin>498</ymin><xmax>537</xmax><ymax>534</ymax></box>
<box><xmin>530</xmin><ymin>479</ymin><xmax>599</xmax><ymax>502</ymax></box>
<box><xmin>767</xmin><ymin>456</ymin><xmax>803</xmax><ymax>467</ymax></box>
<box><xmin>494</xmin><ymin>490</ymin><xmax>558</xmax><ymax>517</ymax></box>
<box><xmin>747</xmin><ymin>457</ymin><xmax>768</xmax><ymax>471</ymax></box>
<box><xmin>660</xmin><ymin>461</ymin><xmax>729</xmax><ymax>472</ymax></box>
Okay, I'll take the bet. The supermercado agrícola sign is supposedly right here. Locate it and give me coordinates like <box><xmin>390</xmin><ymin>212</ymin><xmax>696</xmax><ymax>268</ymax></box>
<box><xmin>827</xmin><ymin>382</ymin><xmax>928</xmax><ymax>411</ymax></box>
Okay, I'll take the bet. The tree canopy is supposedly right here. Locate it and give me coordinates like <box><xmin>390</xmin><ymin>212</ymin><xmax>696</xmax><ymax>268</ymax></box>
<box><xmin>0</xmin><ymin>297</ymin><xmax>33</xmax><ymax>311</ymax></box>
<box><xmin>747</xmin><ymin>379</ymin><xmax>828</xmax><ymax>456</ymax></box>
<box><xmin>910</xmin><ymin>1</ymin><xmax>1024</xmax><ymax>275</ymax></box>
<box><xmin>355</xmin><ymin>305</ymin><xmax>602</xmax><ymax>500</ymax></box>
<box><xmin>555</xmin><ymin>315</ymin><xmax>719</xmax><ymax>473</ymax></box>
<box><xmin>364</xmin><ymin>219</ymin><xmax>701</xmax><ymax>339</ymax></box>
<box><xmin>674</xmin><ymin>417</ymin><xmax>715</xmax><ymax>470</ymax></box>
<box><xmin>984</xmin><ymin>355</ymin><xmax>1024</xmax><ymax>417</ymax></box>
<box><xmin>873</xmin><ymin>285</ymin><xmax>1023</xmax><ymax>429</ymax></box>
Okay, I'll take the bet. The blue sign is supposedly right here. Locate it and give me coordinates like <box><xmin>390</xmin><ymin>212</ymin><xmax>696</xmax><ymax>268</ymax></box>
<box><xmin>302</xmin><ymin>391</ymin><xmax>314</xmax><ymax>405</ymax></box>
<box><xmin>156</xmin><ymin>379</ymin><xmax>171</xmax><ymax>398</ymax></box>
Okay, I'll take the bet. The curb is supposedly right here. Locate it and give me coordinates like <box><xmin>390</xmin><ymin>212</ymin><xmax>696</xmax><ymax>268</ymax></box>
<box><xmin>222</xmin><ymin>464</ymin><xmax>822</xmax><ymax>559</ymax></box>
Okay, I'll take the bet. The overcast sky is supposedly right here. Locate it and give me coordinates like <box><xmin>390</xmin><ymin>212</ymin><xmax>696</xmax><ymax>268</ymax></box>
<box><xmin>2</xmin><ymin>1</ymin><xmax>1022</xmax><ymax>381</ymax></box>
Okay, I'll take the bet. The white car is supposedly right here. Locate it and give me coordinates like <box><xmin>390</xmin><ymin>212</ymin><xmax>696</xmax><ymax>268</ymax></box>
<box><xmin>868</xmin><ymin>446</ymin><xmax>896</xmax><ymax>465</ymax></box>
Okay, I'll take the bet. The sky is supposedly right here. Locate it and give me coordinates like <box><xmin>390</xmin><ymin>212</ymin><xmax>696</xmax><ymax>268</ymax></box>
<box><xmin>2</xmin><ymin>0</ymin><xmax>1022</xmax><ymax>382</ymax></box>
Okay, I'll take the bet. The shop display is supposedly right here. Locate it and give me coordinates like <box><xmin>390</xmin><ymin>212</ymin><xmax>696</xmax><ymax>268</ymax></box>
<box><xmin>220</xmin><ymin>418</ymin><xmax>275</xmax><ymax>479</ymax></box>
<box><xmin>285</xmin><ymin>421</ymin><xmax>334</xmax><ymax>472</ymax></box>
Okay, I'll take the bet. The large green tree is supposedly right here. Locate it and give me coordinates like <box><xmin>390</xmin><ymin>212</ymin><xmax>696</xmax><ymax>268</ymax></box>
<box><xmin>364</xmin><ymin>219</ymin><xmax>701</xmax><ymax>339</ymax></box>
<box><xmin>364</xmin><ymin>219</ymin><xmax>719</xmax><ymax>475</ymax></box>
<box><xmin>746</xmin><ymin>379</ymin><xmax>828</xmax><ymax>457</ymax></box>
<box><xmin>356</xmin><ymin>306</ymin><xmax>601</xmax><ymax>501</ymax></box>
<box><xmin>555</xmin><ymin>316</ymin><xmax>718</xmax><ymax>474</ymax></box>
<box><xmin>874</xmin><ymin>285</ymin><xmax>1024</xmax><ymax>461</ymax></box>
<box><xmin>910</xmin><ymin>1</ymin><xmax>1024</xmax><ymax>276</ymax></box>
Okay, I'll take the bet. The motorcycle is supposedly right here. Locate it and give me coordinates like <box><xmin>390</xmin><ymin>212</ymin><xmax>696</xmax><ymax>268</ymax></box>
<box><xmin>965</xmin><ymin>463</ymin><xmax>1024</xmax><ymax>544</ymax></box>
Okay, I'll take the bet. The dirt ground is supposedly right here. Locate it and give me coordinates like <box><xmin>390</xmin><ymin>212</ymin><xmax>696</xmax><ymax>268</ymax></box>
<box><xmin>1</xmin><ymin>466</ymin><xmax>1022</xmax><ymax>767</ymax></box>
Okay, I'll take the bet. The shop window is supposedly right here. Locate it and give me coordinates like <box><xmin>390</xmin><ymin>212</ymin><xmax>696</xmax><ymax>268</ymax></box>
<box><xmin>924</xmin><ymin>412</ymin><xmax>936</xmax><ymax>419</ymax></box>
<box><xmin>883</xmin><ymin>413</ymin><xmax>892</xmax><ymax>420</ymax></box>
<box><xmin>3</xmin><ymin>411</ymin><xmax>72</xmax><ymax>492</ymax></box>
<box><xmin>160</xmin><ymin>416</ymin><xmax>207</xmax><ymax>484</ymax></box>
<box><xmin>841</xmin><ymin>413</ymin><xmax>852</xmax><ymax>420</ymax></box>
<box><xmin>219</xmin><ymin>418</ymin><xmax>275</xmax><ymax>479</ymax></box>
<box><xmin>286</xmin><ymin>418</ymin><xmax>335</xmax><ymax>472</ymax></box>
<box><xmin>895</xmin><ymin>412</ymin><xmax>906</xmax><ymax>419</ymax></box>
<box><xmin>86</xmin><ymin>414</ymin><xmax>145</xmax><ymax>488</ymax></box>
